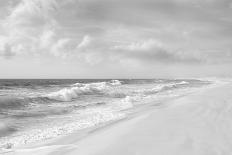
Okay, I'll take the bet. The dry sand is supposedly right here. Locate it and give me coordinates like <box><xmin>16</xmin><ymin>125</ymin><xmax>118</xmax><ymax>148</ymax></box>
<box><xmin>6</xmin><ymin>81</ymin><xmax>232</xmax><ymax>155</ymax></box>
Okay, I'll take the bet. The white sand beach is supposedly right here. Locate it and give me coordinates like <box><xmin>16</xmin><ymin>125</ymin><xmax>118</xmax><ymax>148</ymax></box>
<box><xmin>6</xmin><ymin>81</ymin><xmax>232</xmax><ymax>155</ymax></box>
<box><xmin>1</xmin><ymin>0</ymin><xmax>232</xmax><ymax>154</ymax></box>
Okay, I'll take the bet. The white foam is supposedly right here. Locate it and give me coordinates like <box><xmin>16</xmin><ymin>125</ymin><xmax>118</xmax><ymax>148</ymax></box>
<box><xmin>112</xmin><ymin>95</ymin><xmax>145</xmax><ymax>111</ymax></box>
<box><xmin>140</xmin><ymin>81</ymin><xmax>189</xmax><ymax>95</ymax></box>
<box><xmin>47</xmin><ymin>80</ymin><xmax>122</xmax><ymax>101</ymax></box>
<box><xmin>110</xmin><ymin>80</ymin><xmax>122</xmax><ymax>86</ymax></box>
<box><xmin>118</xmin><ymin>96</ymin><xmax>135</xmax><ymax>110</ymax></box>
<box><xmin>0</xmin><ymin>108</ymin><xmax>125</xmax><ymax>150</ymax></box>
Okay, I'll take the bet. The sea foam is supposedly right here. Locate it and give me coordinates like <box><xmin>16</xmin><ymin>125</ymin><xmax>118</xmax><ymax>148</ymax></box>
<box><xmin>140</xmin><ymin>81</ymin><xmax>189</xmax><ymax>95</ymax></box>
<box><xmin>47</xmin><ymin>80</ymin><xmax>122</xmax><ymax>101</ymax></box>
<box><xmin>0</xmin><ymin>107</ymin><xmax>125</xmax><ymax>150</ymax></box>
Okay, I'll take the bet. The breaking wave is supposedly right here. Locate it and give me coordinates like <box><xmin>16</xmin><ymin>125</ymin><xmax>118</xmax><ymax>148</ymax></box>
<box><xmin>0</xmin><ymin>80</ymin><xmax>123</xmax><ymax>110</ymax></box>
<box><xmin>140</xmin><ymin>81</ymin><xmax>189</xmax><ymax>95</ymax></box>
<box><xmin>0</xmin><ymin>80</ymin><xmax>189</xmax><ymax>110</ymax></box>
<box><xmin>47</xmin><ymin>80</ymin><xmax>123</xmax><ymax>101</ymax></box>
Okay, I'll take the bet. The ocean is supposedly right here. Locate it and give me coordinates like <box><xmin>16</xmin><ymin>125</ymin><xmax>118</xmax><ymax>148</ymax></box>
<box><xmin>0</xmin><ymin>79</ymin><xmax>211</xmax><ymax>151</ymax></box>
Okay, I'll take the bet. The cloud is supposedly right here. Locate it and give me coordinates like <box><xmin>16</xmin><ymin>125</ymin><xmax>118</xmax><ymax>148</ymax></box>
<box><xmin>69</xmin><ymin>37</ymin><xmax>204</xmax><ymax>65</ymax></box>
<box><xmin>50</xmin><ymin>38</ymin><xmax>79</xmax><ymax>58</ymax></box>
<box><xmin>39</xmin><ymin>29</ymin><xmax>55</xmax><ymax>49</ymax></box>
<box><xmin>0</xmin><ymin>42</ymin><xmax>15</xmax><ymax>58</ymax></box>
<box><xmin>112</xmin><ymin>39</ymin><xmax>201</xmax><ymax>63</ymax></box>
<box><xmin>113</xmin><ymin>39</ymin><xmax>163</xmax><ymax>51</ymax></box>
<box><xmin>0</xmin><ymin>0</ymin><xmax>231</xmax><ymax>66</ymax></box>
<box><xmin>7</xmin><ymin>0</ymin><xmax>58</xmax><ymax>27</ymax></box>
<box><xmin>229</xmin><ymin>2</ymin><xmax>232</xmax><ymax>9</ymax></box>
<box><xmin>77</xmin><ymin>35</ymin><xmax>92</xmax><ymax>49</ymax></box>
<box><xmin>0</xmin><ymin>0</ymin><xmax>59</xmax><ymax>57</ymax></box>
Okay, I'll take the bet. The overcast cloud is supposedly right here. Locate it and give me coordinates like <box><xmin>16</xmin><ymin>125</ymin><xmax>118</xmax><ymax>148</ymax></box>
<box><xmin>0</xmin><ymin>0</ymin><xmax>232</xmax><ymax>78</ymax></box>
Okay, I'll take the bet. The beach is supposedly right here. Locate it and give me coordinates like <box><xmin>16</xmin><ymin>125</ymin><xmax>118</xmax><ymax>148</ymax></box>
<box><xmin>1</xmin><ymin>0</ymin><xmax>231</xmax><ymax>154</ymax></box>
<box><xmin>4</xmin><ymin>80</ymin><xmax>232</xmax><ymax>155</ymax></box>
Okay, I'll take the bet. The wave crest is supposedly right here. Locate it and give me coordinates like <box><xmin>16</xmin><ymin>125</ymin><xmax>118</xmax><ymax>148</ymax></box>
<box><xmin>47</xmin><ymin>80</ymin><xmax>122</xmax><ymax>101</ymax></box>
<box><xmin>141</xmin><ymin>81</ymin><xmax>189</xmax><ymax>95</ymax></box>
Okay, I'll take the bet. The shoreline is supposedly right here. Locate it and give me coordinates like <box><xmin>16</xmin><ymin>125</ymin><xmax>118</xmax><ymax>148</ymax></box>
<box><xmin>5</xmin><ymin>80</ymin><xmax>231</xmax><ymax>155</ymax></box>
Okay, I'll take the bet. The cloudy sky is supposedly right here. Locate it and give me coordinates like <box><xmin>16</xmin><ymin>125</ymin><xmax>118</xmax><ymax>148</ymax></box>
<box><xmin>0</xmin><ymin>0</ymin><xmax>232</xmax><ymax>78</ymax></box>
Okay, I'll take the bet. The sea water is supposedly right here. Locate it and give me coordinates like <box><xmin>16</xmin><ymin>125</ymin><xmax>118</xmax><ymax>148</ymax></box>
<box><xmin>0</xmin><ymin>79</ymin><xmax>211</xmax><ymax>151</ymax></box>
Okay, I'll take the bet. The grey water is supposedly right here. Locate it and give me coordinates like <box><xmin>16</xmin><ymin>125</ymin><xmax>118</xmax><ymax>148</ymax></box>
<box><xmin>0</xmin><ymin>79</ymin><xmax>211</xmax><ymax>150</ymax></box>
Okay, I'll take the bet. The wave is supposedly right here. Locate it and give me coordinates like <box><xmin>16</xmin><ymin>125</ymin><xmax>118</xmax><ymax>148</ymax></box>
<box><xmin>45</xmin><ymin>80</ymin><xmax>190</xmax><ymax>102</ymax></box>
<box><xmin>0</xmin><ymin>80</ymin><xmax>123</xmax><ymax>110</ymax></box>
<box><xmin>0</xmin><ymin>96</ymin><xmax>56</xmax><ymax>110</ymax></box>
<box><xmin>0</xmin><ymin>80</ymin><xmax>190</xmax><ymax>110</ymax></box>
<box><xmin>47</xmin><ymin>80</ymin><xmax>123</xmax><ymax>101</ymax></box>
<box><xmin>112</xmin><ymin>81</ymin><xmax>190</xmax><ymax>111</ymax></box>
<box><xmin>140</xmin><ymin>81</ymin><xmax>189</xmax><ymax>95</ymax></box>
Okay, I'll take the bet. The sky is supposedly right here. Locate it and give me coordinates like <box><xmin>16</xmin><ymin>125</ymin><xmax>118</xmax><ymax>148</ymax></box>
<box><xmin>0</xmin><ymin>0</ymin><xmax>232</xmax><ymax>78</ymax></box>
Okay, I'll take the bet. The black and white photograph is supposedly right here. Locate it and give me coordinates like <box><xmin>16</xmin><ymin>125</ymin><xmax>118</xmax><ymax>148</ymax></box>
<box><xmin>1</xmin><ymin>0</ymin><xmax>232</xmax><ymax>154</ymax></box>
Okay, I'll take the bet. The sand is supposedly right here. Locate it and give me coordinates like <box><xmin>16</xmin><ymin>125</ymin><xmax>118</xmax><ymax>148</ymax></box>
<box><xmin>6</xmin><ymin>81</ymin><xmax>232</xmax><ymax>155</ymax></box>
